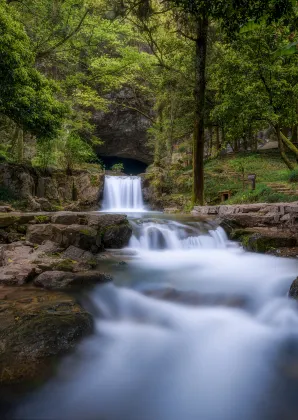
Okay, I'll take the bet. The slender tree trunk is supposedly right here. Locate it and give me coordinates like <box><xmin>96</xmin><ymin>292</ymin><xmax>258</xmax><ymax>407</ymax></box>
<box><xmin>216</xmin><ymin>126</ymin><xmax>220</xmax><ymax>151</ymax></box>
<box><xmin>17</xmin><ymin>127</ymin><xmax>24</xmax><ymax>163</ymax></box>
<box><xmin>193</xmin><ymin>15</ymin><xmax>208</xmax><ymax>205</ymax></box>
<box><xmin>276</xmin><ymin>126</ymin><xmax>294</xmax><ymax>170</ymax></box>
<box><xmin>154</xmin><ymin>106</ymin><xmax>164</xmax><ymax>167</ymax></box>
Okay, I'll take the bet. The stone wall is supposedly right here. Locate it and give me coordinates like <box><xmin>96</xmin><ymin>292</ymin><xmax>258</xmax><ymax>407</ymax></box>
<box><xmin>0</xmin><ymin>163</ymin><xmax>104</xmax><ymax>210</ymax></box>
<box><xmin>192</xmin><ymin>203</ymin><xmax>298</xmax><ymax>228</ymax></box>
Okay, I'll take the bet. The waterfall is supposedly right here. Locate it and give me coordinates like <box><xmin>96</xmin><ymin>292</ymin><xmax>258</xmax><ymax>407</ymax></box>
<box><xmin>129</xmin><ymin>219</ymin><xmax>231</xmax><ymax>250</ymax></box>
<box><xmin>102</xmin><ymin>176</ymin><xmax>145</xmax><ymax>212</ymax></box>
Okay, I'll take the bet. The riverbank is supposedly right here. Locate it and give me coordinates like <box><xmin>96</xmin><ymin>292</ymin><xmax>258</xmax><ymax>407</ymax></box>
<box><xmin>192</xmin><ymin>202</ymin><xmax>298</xmax><ymax>256</ymax></box>
<box><xmin>0</xmin><ymin>211</ymin><xmax>132</xmax><ymax>386</ymax></box>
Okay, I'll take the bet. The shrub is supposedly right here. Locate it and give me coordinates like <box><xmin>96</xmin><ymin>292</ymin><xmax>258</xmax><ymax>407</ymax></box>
<box><xmin>289</xmin><ymin>169</ymin><xmax>298</xmax><ymax>183</ymax></box>
<box><xmin>111</xmin><ymin>163</ymin><xmax>124</xmax><ymax>173</ymax></box>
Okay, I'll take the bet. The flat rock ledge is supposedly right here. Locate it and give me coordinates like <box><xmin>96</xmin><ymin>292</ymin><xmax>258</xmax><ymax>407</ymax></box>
<box><xmin>192</xmin><ymin>203</ymin><xmax>298</xmax><ymax>256</ymax></box>
<box><xmin>192</xmin><ymin>203</ymin><xmax>298</xmax><ymax>228</ymax></box>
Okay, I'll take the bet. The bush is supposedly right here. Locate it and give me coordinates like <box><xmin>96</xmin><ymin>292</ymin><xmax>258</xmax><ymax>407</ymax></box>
<box><xmin>111</xmin><ymin>163</ymin><xmax>124</xmax><ymax>173</ymax></box>
<box><xmin>289</xmin><ymin>169</ymin><xmax>298</xmax><ymax>183</ymax></box>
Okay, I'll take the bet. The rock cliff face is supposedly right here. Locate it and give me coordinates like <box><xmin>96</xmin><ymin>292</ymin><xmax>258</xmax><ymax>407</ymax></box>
<box><xmin>0</xmin><ymin>163</ymin><xmax>104</xmax><ymax>210</ymax></box>
<box><xmin>93</xmin><ymin>89</ymin><xmax>153</xmax><ymax>164</ymax></box>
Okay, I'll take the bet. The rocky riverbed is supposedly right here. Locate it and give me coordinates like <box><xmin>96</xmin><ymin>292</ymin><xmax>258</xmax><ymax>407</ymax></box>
<box><xmin>0</xmin><ymin>211</ymin><xmax>132</xmax><ymax>386</ymax></box>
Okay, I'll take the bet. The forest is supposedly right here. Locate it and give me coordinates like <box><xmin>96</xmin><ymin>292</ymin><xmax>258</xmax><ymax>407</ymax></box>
<box><xmin>1</xmin><ymin>0</ymin><xmax>298</xmax><ymax>208</ymax></box>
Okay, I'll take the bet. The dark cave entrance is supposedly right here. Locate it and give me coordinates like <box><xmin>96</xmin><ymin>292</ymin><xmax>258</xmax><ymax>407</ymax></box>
<box><xmin>99</xmin><ymin>156</ymin><xmax>148</xmax><ymax>175</ymax></box>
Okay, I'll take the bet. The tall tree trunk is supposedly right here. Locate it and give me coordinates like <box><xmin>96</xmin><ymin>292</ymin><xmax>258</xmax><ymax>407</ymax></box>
<box><xmin>193</xmin><ymin>15</ymin><xmax>208</xmax><ymax>205</ymax></box>
<box><xmin>276</xmin><ymin>126</ymin><xmax>294</xmax><ymax>170</ymax></box>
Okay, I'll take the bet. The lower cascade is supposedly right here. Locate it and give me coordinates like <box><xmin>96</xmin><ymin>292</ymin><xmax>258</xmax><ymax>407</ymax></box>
<box><xmin>129</xmin><ymin>219</ymin><xmax>229</xmax><ymax>250</ymax></box>
<box><xmin>14</xmin><ymin>211</ymin><xmax>298</xmax><ymax>420</ymax></box>
<box><xmin>101</xmin><ymin>175</ymin><xmax>145</xmax><ymax>212</ymax></box>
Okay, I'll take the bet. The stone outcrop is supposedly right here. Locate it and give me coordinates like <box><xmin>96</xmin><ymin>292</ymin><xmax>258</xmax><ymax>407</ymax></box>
<box><xmin>0</xmin><ymin>211</ymin><xmax>132</xmax><ymax>249</ymax></box>
<box><xmin>192</xmin><ymin>203</ymin><xmax>298</xmax><ymax>229</ymax></box>
<box><xmin>0</xmin><ymin>163</ymin><xmax>104</xmax><ymax>210</ymax></box>
<box><xmin>192</xmin><ymin>203</ymin><xmax>298</xmax><ymax>256</ymax></box>
<box><xmin>93</xmin><ymin>88</ymin><xmax>153</xmax><ymax>164</ymax></box>
<box><xmin>0</xmin><ymin>286</ymin><xmax>93</xmax><ymax>385</ymax></box>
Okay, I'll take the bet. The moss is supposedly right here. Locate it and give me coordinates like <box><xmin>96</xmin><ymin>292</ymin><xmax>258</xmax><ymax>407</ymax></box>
<box><xmin>34</xmin><ymin>215</ymin><xmax>50</xmax><ymax>224</ymax></box>
<box><xmin>53</xmin><ymin>259</ymin><xmax>77</xmax><ymax>272</ymax></box>
<box><xmin>79</xmin><ymin>228</ymin><xmax>94</xmax><ymax>236</ymax></box>
<box><xmin>90</xmin><ymin>175</ymin><xmax>99</xmax><ymax>187</ymax></box>
<box><xmin>233</xmin><ymin>230</ymin><xmax>297</xmax><ymax>253</ymax></box>
<box><xmin>87</xmin><ymin>258</ymin><xmax>97</xmax><ymax>268</ymax></box>
<box><xmin>16</xmin><ymin>224</ymin><xmax>27</xmax><ymax>234</ymax></box>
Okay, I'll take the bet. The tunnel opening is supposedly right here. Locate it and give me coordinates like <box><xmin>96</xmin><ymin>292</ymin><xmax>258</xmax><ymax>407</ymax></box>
<box><xmin>99</xmin><ymin>156</ymin><xmax>148</xmax><ymax>175</ymax></box>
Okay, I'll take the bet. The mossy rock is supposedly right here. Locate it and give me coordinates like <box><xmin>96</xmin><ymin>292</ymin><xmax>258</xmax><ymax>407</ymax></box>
<box><xmin>0</xmin><ymin>287</ymin><xmax>93</xmax><ymax>385</ymax></box>
<box><xmin>231</xmin><ymin>229</ymin><xmax>297</xmax><ymax>253</ymax></box>
<box><xmin>34</xmin><ymin>215</ymin><xmax>50</xmax><ymax>224</ymax></box>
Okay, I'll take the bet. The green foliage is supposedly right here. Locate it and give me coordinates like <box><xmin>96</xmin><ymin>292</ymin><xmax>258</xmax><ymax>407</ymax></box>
<box><xmin>111</xmin><ymin>163</ymin><xmax>125</xmax><ymax>173</ymax></box>
<box><xmin>0</xmin><ymin>1</ymin><xmax>66</xmax><ymax>138</ymax></box>
<box><xmin>227</xmin><ymin>184</ymin><xmax>298</xmax><ymax>204</ymax></box>
<box><xmin>0</xmin><ymin>186</ymin><xmax>17</xmax><ymax>202</ymax></box>
<box><xmin>288</xmin><ymin>169</ymin><xmax>298</xmax><ymax>183</ymax></box>
<box><xmin>59</xmin><ymin>133</ymin><xmax>97</xmax><ymax>172</ymax></box>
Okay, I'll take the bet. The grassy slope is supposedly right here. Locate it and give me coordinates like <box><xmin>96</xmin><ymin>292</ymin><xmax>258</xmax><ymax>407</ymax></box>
<box><xmin>204</xmin><ymin>150</ymin><xmax>298</xmax><ymax>205</ymax></box>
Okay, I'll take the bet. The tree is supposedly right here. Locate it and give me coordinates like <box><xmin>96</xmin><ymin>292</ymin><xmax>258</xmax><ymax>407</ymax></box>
<box><xmin>0</xmin><ymin>0</ymin><xmax>66</xmax><ymax>140</ymax></box>
<box><xmin>170</xmin><ymin>0</ymin><xmax>294</xmax><ymax>204</ymax></box>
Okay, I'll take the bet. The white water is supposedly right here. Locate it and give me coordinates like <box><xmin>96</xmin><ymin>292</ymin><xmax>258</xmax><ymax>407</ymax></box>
<box><xmin>15</xmin><ymin>217</ymin><xmax>298</xmax><ymax>420</ymax></box>
<box><xmin>101</xmin><ymin>175</ymin><xmax>145</xmax><ymax>212</ymax></box>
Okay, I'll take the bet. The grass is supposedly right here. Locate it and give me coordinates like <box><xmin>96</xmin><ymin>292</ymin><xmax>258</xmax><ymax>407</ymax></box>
<box><xmin>204</xmin><ymin>149</ymin><xmax>298</xmax><ymax>204</ymax></box>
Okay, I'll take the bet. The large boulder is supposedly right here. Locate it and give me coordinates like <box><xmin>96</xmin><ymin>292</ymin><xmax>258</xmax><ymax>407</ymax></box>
<box><xmin>0</xmin><ymin>286</ymin><xmax>93</xmax><ymax>385</ymax></box>
<box><xmin>34</xmin><ymin>270</ymin><xmax>112</xmax><ymax>290</ymax></box>
<box><xmin>26</xmin><ymin>224</ymin><xmax>101</xmax><ymax>252</ymax></box>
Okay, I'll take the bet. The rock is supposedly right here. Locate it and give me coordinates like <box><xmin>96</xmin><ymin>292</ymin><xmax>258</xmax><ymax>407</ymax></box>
<box><xmin>230</xmin><ymin>227</ymin><xmax>297</xmax><ymax>254</ymax></box>
<box><xmin>0</xmin><ymin>206</ymin><xmax>14</xmax><ymax>213</ymax></box>
<box><xmin>93</xmin><ymin>87</ymin><xmax>153</xmax><ymax>164</ymax></box>
<box><xmin>0</xmin><ymin>286</ymin><xmax>93</xmax><ymax>385</ymax></box>
<box><xmin>26</xmin><ymin>224</ymin><xmax>101</xmax><ymax>251</ymax></box>
<box><xmin>35</xmin><ymin>197</ymin><xmax>53</xmax><ymax>212</ymax></box>
<box><xmin>144</xmin><ymin>287</ymin><xmax>247</xmax><ymax>308</ymax></box>
<box><xmin>51</xmin><ymin>212</ymin><xmax>83</xmax><ymax>225</ymax></box>
<box><xmin>62</xmin><ymin>245</ymin><xmax>94</xmax><ymax>262</ymax></box>
<box><xmin>289</xmin><ymin>278</ymin><xmax>298</xmax><ymax>298</ymax></box>
<box><xmin>102</xmin><ymin>223</ymin><xmax>132</xmax><ymax>248</ymax></box>
<box><xmin>0</xmin><ymin>246</ymin><xmax>6</xmax><ymax>267</ymax></box>
<box><xmin>34</xmin><ymin>270</ymin><xmax>112</xmax><ymax>290</ymax></box>
<box><xmin>27</xmin><ymin>196</ymin><xmax>42</xmax><ymax>211</ymax></box>
<box><xmin>0</xmin><ymin>263</ymin><xmax>36</xmax><ymax>285</ymax></box>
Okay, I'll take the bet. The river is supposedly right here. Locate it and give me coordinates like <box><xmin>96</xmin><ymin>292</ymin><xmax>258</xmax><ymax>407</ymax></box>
<box><xmin>13</xmin><ymin>176</ymin><xmax>298</xmax><ymax>419</ymax></box>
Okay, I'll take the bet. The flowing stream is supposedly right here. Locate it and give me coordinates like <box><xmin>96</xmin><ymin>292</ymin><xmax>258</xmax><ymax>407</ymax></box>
<box><xmin>14</xmin><ymin>176</ymin><xmax>298</xmax><ymax>420</ymax></box>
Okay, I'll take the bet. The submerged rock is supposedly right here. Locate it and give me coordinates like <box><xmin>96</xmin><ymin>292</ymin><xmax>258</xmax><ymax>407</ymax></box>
<box><xmin>0</xmin><ymin>286</ymin><xmax>93</xmax><ymax>385</ymax></box>
<box><xmin>144</xmin><ymin>288</ymin><xmax>247</xmax><ymax>308</ymax></box>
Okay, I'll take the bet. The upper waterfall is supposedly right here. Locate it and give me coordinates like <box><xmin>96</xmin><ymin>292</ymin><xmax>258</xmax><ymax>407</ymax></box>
<box><xmin>102</xmin><ymin>175</ymin><xmax>145</xmax><ymax>212</ymax></box>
